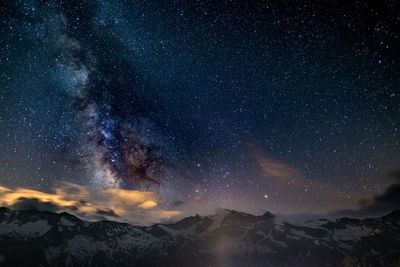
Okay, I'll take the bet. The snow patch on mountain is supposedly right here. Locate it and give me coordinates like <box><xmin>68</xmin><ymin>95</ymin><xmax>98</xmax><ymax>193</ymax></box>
<box><xmin>0</xmin><ymin>219</ymin><xmax>51</xmax><ymax>238</ymax></box>
<box><xmin>333</xmin><ymin>225</ymin><xmax>373</xmax><ymax>241</ymax></box>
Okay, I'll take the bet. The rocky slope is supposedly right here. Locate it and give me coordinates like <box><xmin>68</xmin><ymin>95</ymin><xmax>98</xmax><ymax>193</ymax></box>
<box><xmin>0</xmin><ymin>207</ymin><xmax>399</xmax><ymax>267</ymax></box>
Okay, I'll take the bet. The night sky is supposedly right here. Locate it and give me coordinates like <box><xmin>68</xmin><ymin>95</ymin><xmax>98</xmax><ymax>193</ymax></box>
<box><xmin>0</xmin><ymin>0</ymin><xmax>399</xmax><ymax>223</ymax></box>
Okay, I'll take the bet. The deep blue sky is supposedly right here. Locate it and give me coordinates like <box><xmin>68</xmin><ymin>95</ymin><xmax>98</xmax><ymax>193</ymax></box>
<box><xmin>0</xmin><ymin>0</ymin><xmax>399</xmax><ymax>216</ymax></box>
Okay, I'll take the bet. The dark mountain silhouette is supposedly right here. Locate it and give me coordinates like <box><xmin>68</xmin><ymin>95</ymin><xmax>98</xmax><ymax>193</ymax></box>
<box><xmin>0</xmin><ymin>207</ymin><xmax>399</xmax><ymax>267</ymax></box>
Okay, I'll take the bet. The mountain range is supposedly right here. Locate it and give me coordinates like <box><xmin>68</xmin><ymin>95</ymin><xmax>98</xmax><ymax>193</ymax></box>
<box><xmin>0</xmin><ymin>207</ymin><xmax>399</xmax><ymax>267</ymax></box>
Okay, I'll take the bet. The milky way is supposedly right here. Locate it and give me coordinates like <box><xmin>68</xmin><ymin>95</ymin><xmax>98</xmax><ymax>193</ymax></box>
<box><xmin>0</xmin><ymin>0</ymin><xmax>399</xmax><ymax>219</ymax></box>
<box><xmin>42</xmin><ymin>3</ymin><xmax>171</xmax><ymax>189</ymax></box>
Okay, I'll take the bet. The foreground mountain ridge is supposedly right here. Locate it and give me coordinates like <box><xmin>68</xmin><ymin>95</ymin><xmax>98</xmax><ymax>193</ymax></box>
<box><xmin>0</xmin><ymin>207</ymin><xmax>399</xmax><ymax>267</ymax></box>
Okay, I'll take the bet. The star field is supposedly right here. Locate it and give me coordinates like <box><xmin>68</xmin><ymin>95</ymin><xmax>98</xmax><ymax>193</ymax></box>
<box><xmin>0</xmin><ymin>0</ymin><xmax>399</xmax><ymax>219</ymax></box>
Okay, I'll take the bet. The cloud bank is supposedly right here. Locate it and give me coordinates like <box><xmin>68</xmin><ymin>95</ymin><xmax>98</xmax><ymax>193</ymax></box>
<box><xmin>0</xmin><ymin>182</ymin><xmax>180</xmax><ymax>225</ymax></box>
<box><xmin>330</xmin><ymin>170</ymin><xmax>400</xmax><ymax>217</ymax></box>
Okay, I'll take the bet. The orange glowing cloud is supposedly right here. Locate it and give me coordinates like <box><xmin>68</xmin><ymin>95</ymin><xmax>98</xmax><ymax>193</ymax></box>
<box><xmin>0</xmin><ymin>182</ymin><xmax>180</xmax><ymax>225</ymax></box>
<box><xmin>105</xmin><ymin>188</ymin><xmax>156</xmax><ymax>205</ymax></box>
<box><xmin>139</xmin><ymin>200</ymin><xmax>158</xmax><ymax>209</ymax></box>
<box><xmin>0</xmin><ymin>188</ymin><xmax>78</xmax><ymax>208</ymax></box>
